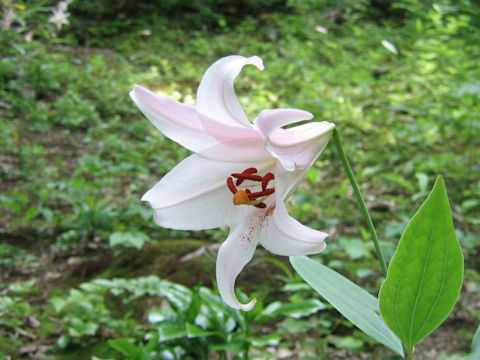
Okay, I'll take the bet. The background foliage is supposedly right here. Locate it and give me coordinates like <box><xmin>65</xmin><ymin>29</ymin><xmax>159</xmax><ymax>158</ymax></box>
<box><xmin>0</xmin><ymin>0</ymin><xmax>479</xmax><ymax>359</ymax></box>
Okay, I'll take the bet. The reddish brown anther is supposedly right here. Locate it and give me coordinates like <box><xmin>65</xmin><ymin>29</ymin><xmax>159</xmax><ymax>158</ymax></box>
<box><xmin>231</xmin><ymin>173</ymin><xmax>263</xmax><ymax>182</ymax></box>
<box><xmin>235</xmin><ymin>167</ymin><xmax>259</xmax><ymax>185</ymax></box>
<box><xmin>227</xmin><ymin>177</ymin><xmax>237</xmax><ymax>194</ymax></box>
<box><xmin>248</xmin><ymin>188</ymin><xmax>275</xmax><ymax>200</ymax></box>
<box><xmin>262</xmin><ymin>172</ymin><xmax>275</xmax><ymax>191</ymax></box>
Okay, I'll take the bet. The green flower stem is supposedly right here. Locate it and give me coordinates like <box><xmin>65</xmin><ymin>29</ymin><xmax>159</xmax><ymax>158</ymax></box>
<box><xmin>406</xmin><ymin>347</ymin><xmax>414</xmax><ymax>360</ymax></box>
<box><xmin>331</xmin><ymin>128</ymin><xmax>388</xmax><ymax>276</ymax></box>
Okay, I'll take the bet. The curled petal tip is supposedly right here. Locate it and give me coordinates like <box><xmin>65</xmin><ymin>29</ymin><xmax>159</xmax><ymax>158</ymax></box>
<box><xmin>238</xmin><ymin>298</ymin><xmax>257</xmax><ymax>312</ymax></box>
<box><xmin>219</xmin><ymin>286</ymin><xmax>258</xmax><ymax>311</ymax></box>
<box><xmin>248</xmin><ymin>55</ymin><xmax>265</xmax><ymax>71</ymax></box>
<box><xmin>223</xmin><ymin>294</ymin><xmax>257</xmax><ymax>311</ymax></box>
<box><xmin>197</xmin><ymin>54</ymin><xmax>265</xmax><ymax>128</ymax></box>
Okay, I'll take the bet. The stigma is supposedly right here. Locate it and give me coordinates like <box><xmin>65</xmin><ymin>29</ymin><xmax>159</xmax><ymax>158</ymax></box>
<box><xmin>233</xmin><ymin>190</ymin><xmax>250</xmax><ymax>205</ymax></box>
<box><xmin>226</xmin><ymin>168</ymin><xmax>275</xmax><ymax>208</ymax></box>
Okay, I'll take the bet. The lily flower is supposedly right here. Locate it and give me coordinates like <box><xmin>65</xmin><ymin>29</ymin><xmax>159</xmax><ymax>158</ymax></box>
<box><xmin>130</xmin><ymin>55</ymin><xmax>335</xmax><ymax>311</ymax></box>
<box><xmin>49</xmin><ymin>7</ymin><xmax>69</xmax><ymax>30</ymax></box>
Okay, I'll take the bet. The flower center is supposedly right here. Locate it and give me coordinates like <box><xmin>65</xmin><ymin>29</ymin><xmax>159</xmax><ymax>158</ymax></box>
<box><xmin>226</xmin><ymin>167</ymin><xmax>275</xmax><ymax>209</ymax></box>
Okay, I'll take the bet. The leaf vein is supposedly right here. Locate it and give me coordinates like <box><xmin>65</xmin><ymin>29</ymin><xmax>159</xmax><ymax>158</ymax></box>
<box><xmin>407</xmin><ymin>204</ymin><xmax>438</xmax><ymax>344</ymax></box>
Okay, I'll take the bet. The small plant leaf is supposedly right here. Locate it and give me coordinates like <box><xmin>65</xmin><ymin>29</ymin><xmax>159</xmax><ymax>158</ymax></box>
<box><xmin>290</xmin><ymin>256</ymin><xmax>404</xmax><ymax>355</ymax></box>
<box><xmin>158</xmin><ymin>322</ymin><xmax>187</xmax><ymax>341</ymax></box>
<box><xmin>108</xmin><ymin>339</ymin><xmax>142</xmax><ymax>358</ymax></box>
<box><xmin>379</xmin><ymin>176</ymin><xmax>464</xmax><ymax>352</ymax></box>
<box><xmin>109</xmin><ymin>231</ymin><xmax>149</xmax><ymax>250</ymax></box>
<box><xmin>185</xmin><ymin>322</ymin><xmax>218</xmax><ymax>338</ymax></box>
<box><xmin>462</xmin><ymin>324</ymin><xmax>480</xmax><ymax>360</ymax></box>
<box><xmin>256</xmin><ymin>299</ymin><xmax>326</xmax><ymax>322</ymax></box>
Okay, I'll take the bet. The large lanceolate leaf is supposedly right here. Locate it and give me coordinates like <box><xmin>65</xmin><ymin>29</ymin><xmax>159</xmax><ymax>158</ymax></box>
<box><xmin>290</xmin><ymin>256</ymin><xmax>404</xmax><ymax>356</ymax></box>
<box><xmin>379</xmin><ymin>176</ymin><xmax>464</xmax><ymax>352</ymax></box>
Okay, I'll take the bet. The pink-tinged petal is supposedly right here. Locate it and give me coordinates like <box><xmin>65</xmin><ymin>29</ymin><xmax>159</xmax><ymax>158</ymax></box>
<box><xmin>258</xmin><ymin>196</ymin><xmax>328</xmax><ymax>256</ymax></box>
<box><xmin>268</xmin><ymin>121</ymin><xmax>335</xmax><ymax>171</ymax></box>
<box><xmin>142</xmin><ymin>154</ymin><xmax>273</xmax><ymax>230</ymax></box>
<box><xmin>254</xmin><ymin>108</ymin><xmax>329</xmax><ymax>171</ymax></box>
<box><xmin>216</xmin><ymin>219</ymin><xmax>259</xmax><ymax>311</ymax></box>
<box><xmin>273</xmin><ymin>162</ymin><xmax>311</xmax><ymax>200</ymax></box>
<box><xmin>198</xmin><ymin>137</ymin><xmax>273</xmax><ymax>163</ymax></box>
<box><xmin>197</xmin><ymin>55</ymin><xmax>264</xmax><ymax>129</ymax></box>
<box><xmin>254</xmin><ymin>108</ymin><xmax>314</xmax><ymax>137</ymax></box>
<box><xmin>198</xmin><ymin>112</ymin><xmax>259</xmax><ymax>142</ymax></box>
<box><xmin>130</xmin><ymin>85</ymin><xmax>215</xmax><ymax>152</ymax></box>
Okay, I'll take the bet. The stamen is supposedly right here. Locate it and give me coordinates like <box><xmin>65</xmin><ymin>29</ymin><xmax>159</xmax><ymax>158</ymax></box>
<box><xmin>262</xmin><ymin>172</ymin><xmax>275</xmax><ymax>191</ymax></box>
<box><xmin>236</xmin><ymin>167</ymin><xmax>258</xmax><ymax>186</ymax></box>
<box><xmin>254</xmin><ymin>203</ymin><xmax>267</xmax><ymax>208</ymax></box>
<box><xmin>248</xmin><ymin>188</ymin><xmax>275</xmax><ymax>199</ymax></box>
<box><xmin>226</xmin><ymin>177</ymin><xmax>237</xmax><ymax>194</ymax></box>
<box><xmin>231</xmin><ymin>173</ymin><xmax>263</xmax><ymax>182</ymax></box>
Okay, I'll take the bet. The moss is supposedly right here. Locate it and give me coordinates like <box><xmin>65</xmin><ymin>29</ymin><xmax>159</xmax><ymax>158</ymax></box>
<box><xmin>0</xmin><ymin>339</ymin><xmax>17</xmax><ymax>356</ymax></box>
<box><xmin>101</xmin><ymin>239</ymin><xmax>216</xmax><ymax>287</ymax></box>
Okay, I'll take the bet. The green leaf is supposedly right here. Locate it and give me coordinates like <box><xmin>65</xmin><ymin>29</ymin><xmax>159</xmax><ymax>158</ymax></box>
<box><xmin>108</xmin><ymin>339</ymin><xmax>142</xmax><ymax>358</ymax></box>
<box><xmin>329</xmin><ymin>336</ymin><xmax>364</xmax><ymax>350</ymax></box>
<box><xmin>185</xmin><ymin>322</ymin><xmax>217</xmax><ymax>338</ymax></box>
<box><xmin>158</xmin><ymin>322</ymin><xmax>187</xmax><ymax>341</ymax></box>
<box><xmin>339</xmin><ymin>237</ymin><xmax>370</xmax><ymax>260</ymax></box>
<box><xmin>199</xmin><ymin>287</ymin><xmax>245</xmax><ymax>332</ymax></box>
<box><xmin>144</xmin><ymin>333</ymin><xmax>160</xmax><ymax>353</ymax></box>
<box><xmin>462</xmin><ymin>325</ymin><xmax>480</xmax><ymax>360</ymax></box>
<box><xmin>50</xmin><ymin>297</ymin><xmax>67</xmax><ymax>312</ymax></box>
<box><xmin>472</xmin><ymin>325</ymin><xmax>480</xmax><ymax>353</ymax></box>
<box><xmin>249</xmin><ymin>333</ymin><xmax>281</xmax><ymax>347</ymax></box>
<box><xmin>379</xmin><ymin>176</ymin><xmax>464</xmax><ymax>352</ymax></box>
<box><xmin>290</xmin><ymin>256</ymin><xmax>403</xmax><ymax>355</ymax></box>
<box><xmin>257</xmin><ymin>299</ymin><xmax>326</xmax><ymax>321</ymax></box>
<box><xmin>109</xmin><ymin>231</ymin><xmax>149</xmax><ymax>250</ymax></box>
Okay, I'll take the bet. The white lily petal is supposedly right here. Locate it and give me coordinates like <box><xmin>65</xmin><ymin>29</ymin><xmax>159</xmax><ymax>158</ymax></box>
<box><xmin>254</xmin><ymin>108</ymin><xmax>314</xmax><ymax>137</ymax></box>
<box><xmin>198</xmin><ymin>137</ymin><xmax>272</xmax><ymax>163</ymax></box>
<box><xmin>142</xmin><ymin>154</ymin><xmax>273</xmax><ymax>230</ymax></box>
<box><xmin>216</xmin><ymin>220</ymin><xmax>259</xmax><ymax>311</ymax></box>
<box><xmin>269</xmin><ymin>121</ymin><xmax>335</xmax><ymax>171</ymax></box>
<box><xmin>259</xmin><ymin>195</ymin><xmax>328</xmax><ymax>256</ymax></box>
<box><xmin>197</xmin><ymin>55</ymin><xmax>264</xmax><ymax>128</ymax></box>
<box><xmin>130</xmin><ymin>85</ymin><xmax>215</xmax><ymax>152</ymax></box>
<box><xmin>254</xmin><ymin>109</ymin><xmax>331</xmax><ymax>171</ymax></box>
<box><xmin>198</xmin><ymin>112</ymin><xmax>259</xmax><ymax>142</ymax></box>
<box><xmin>274</xmin><ymin>161</ymin><xmax>311</xmax><ymax>200</ymax></box>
